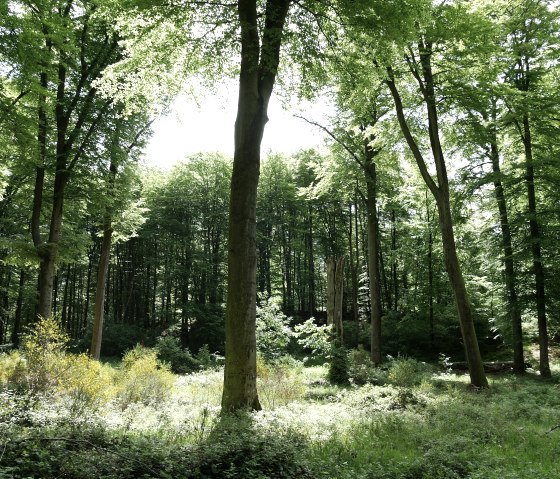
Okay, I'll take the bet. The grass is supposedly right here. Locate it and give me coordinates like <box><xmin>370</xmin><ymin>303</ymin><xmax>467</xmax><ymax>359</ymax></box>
<box><xmin>1</xmin><ymin>350</ymin><xmax>559</xmax><ymax>478</ymax></box>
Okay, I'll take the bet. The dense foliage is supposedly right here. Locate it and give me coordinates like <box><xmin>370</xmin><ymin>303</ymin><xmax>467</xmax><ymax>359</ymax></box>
<box><xmin>1</xmin><ymin>0</ymin><xmax>560</xmax><ymax>474</ymax></box>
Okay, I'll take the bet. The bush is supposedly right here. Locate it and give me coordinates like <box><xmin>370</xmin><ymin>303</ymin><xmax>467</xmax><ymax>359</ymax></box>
<box><xmin>20</xmin><ymin>317</ymin><xmax>71</xmax><ymax>393</ymax></box>
<box><xmin>0</xmin><ymin>419</ymin><xmax>317</xmax><ymax>479</ymax></box>
<box><xmin>195</xmin><ymin>344</ymin><xmax>213</xmax><ymax>368</ymax></box>
<box><xmin>258</xmin><ymin>355</ymin><xmax>305</xmax><ymax>408</ymax></box>
<box><xmin>328</xmin><ymin>346</ymin><xmax>349</xmax><ymax>385</ymax></box>
<box><xmin>155</xmin><ymin>336</ymin><xmax>201</xmax><ymax>374</ymax></box>
<box><xmin>188</xmin><ymin>416</ymin><xmax>315</xmax><ymax>479</ymax></box>
<box><xmin>0</xmin><ymin>350</ymin><xmax>27</xmax><ymax>388</ymax></box>
<box><xmin>58</xmin><ymin>354</ymin><xmax>115</xmax><ymax>417</ymax></box>
<box><xmin>256</xmin><ymin>296</ymin><xmax>293</xmax><ymax>361</ymax></box>
<box><xmin>294</xmin><ymin>318</ymin><xmax>332</xmax><ymax>364</ymax></box>
<box><xmin>117</xmin><ymin>345</ymin><xmax>175</xmax><ymax>407</ymax></box>
<box><xmin>75</xmin><ymin>322</ymin><xmax>151</xmax><ymax>357</ymax></box>
<box><xmin>348</xmin><ymin>346</ymin><xmax>387</xmax><ymax>385</ymax></box>
<box><xmin>387</xmin><ymin>356</ymin><xmax>433</xmax><ymax>387</ymax></box>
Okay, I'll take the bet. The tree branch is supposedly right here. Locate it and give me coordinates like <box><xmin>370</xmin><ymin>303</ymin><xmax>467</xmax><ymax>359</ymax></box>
<box><xmin>385</xmin><ymin>67</ymin><xmax>439</xmax><ymax>197</ymax></box>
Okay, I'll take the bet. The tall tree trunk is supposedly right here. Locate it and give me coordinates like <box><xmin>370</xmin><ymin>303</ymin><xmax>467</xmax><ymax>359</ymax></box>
<box><xmin>391</xmin><ymin>209</ymin><xmax>398</xmax><ymax>311</ymax></box>
<box><xmin>11</xmin><ymin>270</ymin><xmax>25</xmax><ymax>347</ymax></box>
<box><xmin>365</xmin><ymin>149</ymin><xmax>382</xmax><ymax>365</ymax></box>
<box><xmin>488</xmin><ymin>132</ymin><xmax>525</xmax><ymax>374</ymax></box>
<box><xmin>426</xmin><ymin>193</ymin><xmax>435</xmax><ymax>348</ymax></box>
<box><xmin>334</xmin><ymin>257</ymin><xmax>345</xmax><ymax>344</ymax></box>
<box><xmin>348</xmin><ymin>202</ymin><xmax>359</xmax><ymax>325</ymax></box>
<box><xmin>327</xmin><ymin>257</ymin><xmax>345</xmax><ymax>344</ymax></box>
<box><xmin>386</xmin><ymin>44</ymin><xmax>488</xmax><ymax>387</ymax></box>
<box><xmin>222</xmin><ymin>0</ymin><xmax>291</xmax><ymax>412</ymax></box>
<box><xmin>90</xmin><ymin>213</ymin><xmax>114</xmax><ymax>359</ymax></box>
<box><xmin>521</xmin><ymin>114</ymin><xmax>550</xmax><ymax>378</ymax></box>
<box><xmin>307</xmin><ymin>206</ymin><xmax>315</xmax><ymax>314</ymax></box>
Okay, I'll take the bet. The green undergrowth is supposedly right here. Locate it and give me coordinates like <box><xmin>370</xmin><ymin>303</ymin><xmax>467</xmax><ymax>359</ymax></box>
<box><xmin>1</xmin><ymin>323</ymin><xmax>558</xmax><ymax>479</ymax></box>
<box><xmin>2</xmin><ymin>369</ymin><xmax>559</xmax><ymax>478</ymax></box>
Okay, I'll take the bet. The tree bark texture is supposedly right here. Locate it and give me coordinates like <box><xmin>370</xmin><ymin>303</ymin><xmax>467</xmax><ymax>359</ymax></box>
<box><xmin>221</xmin><ymin>0</ymin><xmax>291</xmax><ymax>412</ymax></box>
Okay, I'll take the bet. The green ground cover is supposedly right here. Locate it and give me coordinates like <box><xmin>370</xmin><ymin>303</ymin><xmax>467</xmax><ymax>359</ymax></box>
<box><xmin>1</xmin><ymin>346</ymin><xmax>559</xmax><ymax>479</ymax></box>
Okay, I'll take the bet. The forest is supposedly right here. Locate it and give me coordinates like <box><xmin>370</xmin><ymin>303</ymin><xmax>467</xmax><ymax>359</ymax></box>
<box><xmin>0</xmin><ymin>0</ymin><xmax>559</xmax><ymax>478</ymax></box>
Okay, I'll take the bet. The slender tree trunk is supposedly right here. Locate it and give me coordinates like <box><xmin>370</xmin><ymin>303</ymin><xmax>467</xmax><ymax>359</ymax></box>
<box><xmin>489</xmin><ymin>134</ymin><xmax>524</xmax><ymax>374</ymax></box>
<box><xmin>386</xmin><ymin>45</ymin><xmax>488</xmax><ymax>387</ymax></box>
<box><xmin>11</xmin><ymin>270</ymin><xmax>25</xmax><ymax>347</ymax></box>
<box><xmin>308</xmin><ymin>206</ymin><xmax>315</xmax><ymax>314</ymax></box>
<box><xmin>365</xmin><ymin>151</ymin><xmax>382</xmax><ymax>365</ymax></box>
<box><xmin>426</xmin><ymin>194</ymin><xmax>435</xmax><ymax>348</ymax></box>
<box><xmin>521</xmin><ymin>114</ymin><xmax>550</xmax><ymax>378</ymax></box>
<box><xmin>0</xmin><ymin>267</ymin><xmax>11</xmax><ymax>344</ymax></box>
<box><xmin>348</xmin><ymin>203</ymin><xmax>359</xmax><ymax>324</ymax></box>
<box><xmin>90</xmin><ymin>216</ymin><xmax>113</xmax><ymax>359</ymax></box>
<box><xmin>327</xmin><ymin>257</ymin><xmax>345</xmax><ymax>344</ymax></box>
<box><xmin>222</xmin><ymin>0</ymin><xmax>291</xmax><ymax>412</ymax></box>
<box><xmin>391</xmin><ymin>209</ymin><xmax>398</xmax><ymax>311</ymax></box>
<box><xmin>334</xmin><ymin>257</ymin><xmax>345</xmax><ymax>344</ymax></box>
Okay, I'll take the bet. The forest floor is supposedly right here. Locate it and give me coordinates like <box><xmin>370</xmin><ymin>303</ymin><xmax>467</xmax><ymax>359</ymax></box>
<box><xmin>1</xmin><ymin>351</ymin><xmax>559</xmax><ymax>479</ymax></box>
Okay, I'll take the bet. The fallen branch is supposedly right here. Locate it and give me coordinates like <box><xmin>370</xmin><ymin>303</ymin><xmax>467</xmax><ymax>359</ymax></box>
<box><xmin>546</xmin><ymin>424</ymin><xmax>560</xmax><ymax>435</ymax></box>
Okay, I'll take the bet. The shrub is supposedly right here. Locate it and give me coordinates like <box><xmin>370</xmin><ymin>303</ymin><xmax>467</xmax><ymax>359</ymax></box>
<box><xmin>348</xmin><ymin>346</ymin><xmax>387</xmax><ymax>385</ymax></box>
<box><xmin>117</xmin><ymin>345</ymin><xmax>175</xmax><ymax>407</ymax></box>
<box><xmin>155</xmin><ymin>336</ymin><xmax>201</xmax><ymax>374</ymax></box>
<box><xmin>20</xmin><ymin>317</ymin><xmax>71</xmax><ymax>393</ymax></box>
<box><xmin>328</xmin><ymin>346</ymin><xmax>349</xmax><ymax>385</ymax></box>
<box><xmin>256</xmin><ymin>296</ymin><xmax>293</xmax><ymax>361</ymax></box>
<box><xmin>195</xmin><ymin>344</ymin><xmax>213</xmax><ymax>369</ymax></box>
<box><xmin>75</xmin><ymin>322</ymin><xmax>149</xmax><ymax>357</ymax></box>
<box><xmin>293</xmin><ymin>318</ymin><xmax>332</xmax><ymax>363</ymax></box>
<box><xmin>58</xmin><ymin>354</ymin><xmax>115</xmax><ymax>417</ymax></box>
<box><xmin>258</xmin><ymin>356</ymin><xmax>305</xmax><ymax>408</ymax></box>
<box><xmin>387</xmin><ymin>356</ymin><xmax>432</xmax><ymax>387</ymax></box>
<box><xmin>187</xmin><ymin>416</ymin><xmax>315</xmax><ymax>479</ymax></box>
<box><xmin>0</xmin><ymin>350</ymin><xmax>27</xmax><ymax>387</ymax></box>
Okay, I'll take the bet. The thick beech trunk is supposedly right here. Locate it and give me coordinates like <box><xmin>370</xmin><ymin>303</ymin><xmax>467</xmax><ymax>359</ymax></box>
<box><xmin>36</xmin><ymin>168</ymin><xmax>69</xmax><ymax>319</ymax></box>
<box><xmin>221</xmin><ymin>0</ymin><xmax>291</xmax><ymax>412</ymax></box>
<box><xmin>386</xmin><ymin>42</ymin><xmax>488</xmax><ymax>388</ymax></box>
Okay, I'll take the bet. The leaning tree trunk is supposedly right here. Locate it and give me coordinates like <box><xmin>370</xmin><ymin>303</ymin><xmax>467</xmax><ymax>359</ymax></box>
<box><xmin>221</xmin><ymin>0</ymin><xmax>291</xmax><ymax>413</ymax></box>
<box><xmin>386</xmin><ymin>42</ymin><xmax>488</xmax><ymax>388</ymax></box>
